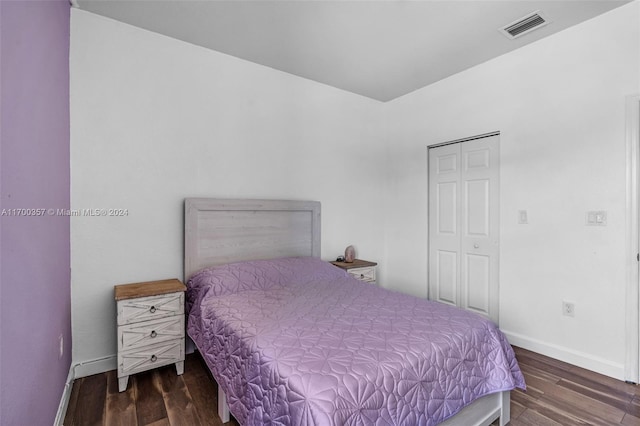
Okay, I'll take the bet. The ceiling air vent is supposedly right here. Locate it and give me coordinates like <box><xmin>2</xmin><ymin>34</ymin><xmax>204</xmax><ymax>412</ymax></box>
<box><xmin>500</xmin><ymin>11</ymin><xmax>548</xmax><ymax>39</ymax></box>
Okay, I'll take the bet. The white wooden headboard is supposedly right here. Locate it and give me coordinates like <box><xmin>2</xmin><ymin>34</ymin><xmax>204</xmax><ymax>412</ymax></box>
<box><xmin>184</xmin><ymin>198</ymin><xmax>321</xmax><ymax>281</ymax></box>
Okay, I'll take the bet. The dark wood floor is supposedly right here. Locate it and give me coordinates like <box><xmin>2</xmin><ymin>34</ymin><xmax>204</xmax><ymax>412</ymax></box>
<box><xmin>64</xmin><ymin>347</ymin><xmax>640</xmax><ymax>425</ymax></box>
<box><xmin>509</xmin><ymin>347</ymin><xmax>640</xmax><ymax>426</ymax></box>
<box><xmin>64</xmin><ymin>353</ymin><xmax>239</xmax><ymax>426</ymax></box>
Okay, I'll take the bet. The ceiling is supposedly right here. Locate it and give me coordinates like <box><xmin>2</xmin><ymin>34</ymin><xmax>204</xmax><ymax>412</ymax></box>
<box><xmin>76</xmin><ymin>0</ymin><xmax>631</xmax><ymax>102</ymax></box>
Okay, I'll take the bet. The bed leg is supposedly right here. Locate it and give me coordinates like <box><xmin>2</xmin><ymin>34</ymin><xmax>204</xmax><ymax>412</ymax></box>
<box><xmin>218</xmin><ymin>383</ymin><xmax>230</xmax><ymax>423</ymax></box>
<box><xmin>500</xmin><ymin>391</ymin><xmax>511</xmax><ymax>426</ymax></box>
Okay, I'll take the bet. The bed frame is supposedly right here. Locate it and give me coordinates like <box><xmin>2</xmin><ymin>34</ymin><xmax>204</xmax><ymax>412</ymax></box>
<box><xmin>184</xmin><ymin>198</ymin><xmax>510</xmax><ymax>426</ymax></box>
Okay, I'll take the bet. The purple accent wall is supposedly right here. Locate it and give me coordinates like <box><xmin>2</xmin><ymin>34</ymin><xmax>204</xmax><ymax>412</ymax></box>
<box><xmin>0</xmin><ymin>1</ymin><xmax>71</xmax><ymax>425</ymax></box>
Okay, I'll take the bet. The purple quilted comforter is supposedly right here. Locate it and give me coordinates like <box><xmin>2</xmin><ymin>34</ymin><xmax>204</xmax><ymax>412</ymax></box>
<box><xmin>186</xmin><ymin>257</ymin><xmax>525</xmax><ymax>425</ymax></box>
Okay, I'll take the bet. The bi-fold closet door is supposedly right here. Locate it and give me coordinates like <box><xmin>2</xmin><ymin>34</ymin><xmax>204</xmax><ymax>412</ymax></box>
<box><xmin>428</xmin><ymin>134</ymin><xmax>500</xmax><ymax>324</ymax></box>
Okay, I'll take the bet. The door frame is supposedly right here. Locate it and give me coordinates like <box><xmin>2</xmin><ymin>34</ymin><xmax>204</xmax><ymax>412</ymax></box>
<box><xmin>625</xmin><ymin>94</ymin><xmax>640</xmax><ymax>383</ymax></box>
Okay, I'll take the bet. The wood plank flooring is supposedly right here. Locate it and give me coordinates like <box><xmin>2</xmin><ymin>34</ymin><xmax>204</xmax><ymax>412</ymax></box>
<box><xmin>64</xmin><ymin>347</ymin><xmax>640</xmax><ymax>425</ymax></box>
<box><xmin>64</xmin><ymin>354</ymin><xmax>239</xmax><ymax>426</ymax></box>
<box><xmin>509</xmin><ymin>347</ymin><xmax>640</xmax><ymax>426</ymax></box>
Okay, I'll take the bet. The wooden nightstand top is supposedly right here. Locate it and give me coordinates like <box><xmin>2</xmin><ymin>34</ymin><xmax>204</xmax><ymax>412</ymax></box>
<box><xmin>330</xmin><ymin>259</ymin><xmax>377</xmax><ymax>270</ymax></box>
<box><xmin>114</xmin><ymin>278</ymin><xmax>186</xmax><ymax>301</ymax></box>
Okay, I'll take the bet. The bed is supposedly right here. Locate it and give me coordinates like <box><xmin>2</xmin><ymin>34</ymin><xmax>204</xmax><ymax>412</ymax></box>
<box><xmin>184</xmin><ymin>198</ymin><xmax>525</xmax><ymax>426</ymax></box>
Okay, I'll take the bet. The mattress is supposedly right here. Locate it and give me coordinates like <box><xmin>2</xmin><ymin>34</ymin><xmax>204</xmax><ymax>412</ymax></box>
<box><xmin>186</xmin><ymin>257</ymin><xmax>525</xmax><ymax>425</ymax></box>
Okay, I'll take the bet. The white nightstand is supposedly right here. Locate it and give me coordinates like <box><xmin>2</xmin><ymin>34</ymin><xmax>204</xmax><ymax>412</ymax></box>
<box><xmin>114</xmin><ymin>278</ymin><xmax>186</xmax><ymax>392</ymax></box>
<box><xmin>330</xmin><ymin>259</ymin><xmax>378</xmax><ymax>284</ymax></box>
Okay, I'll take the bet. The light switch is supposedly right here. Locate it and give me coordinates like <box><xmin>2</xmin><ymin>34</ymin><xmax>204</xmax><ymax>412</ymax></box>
<box><xmin>518</xmin><ymin>210</ymin><xmax>528</xmax><ymax>224</ymax></box>
<box><xmin>586</xmin><ymin>211</ymin><xmax>607</xmax><ymax>226</ymax></box>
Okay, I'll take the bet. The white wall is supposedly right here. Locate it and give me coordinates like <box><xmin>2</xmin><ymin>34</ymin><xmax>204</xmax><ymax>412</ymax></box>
<box><xmin>70</xmin><ymin>10</ymin><xmax>387</xmax><ymax>368</ymax></box>
<box><xmin>71</xmin><ymin>2</ymin><xmax>640</xmax><ymax>380</ymax></box>
<box><xmin>384</xmin><ymin>2</ymin><xmax>640</xmax><ymax>379</ymax></box>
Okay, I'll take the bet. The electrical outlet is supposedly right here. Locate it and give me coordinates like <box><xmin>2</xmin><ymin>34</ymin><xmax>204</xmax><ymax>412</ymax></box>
<box><xmin>59</xmin><ymin>334</ymin><xmax>64</xmax><ymax>359</ymax></box>
<box><xmin>562</xmin><ymin>301</ymin><xmax>575</xmax><ymax>317</ymax></box>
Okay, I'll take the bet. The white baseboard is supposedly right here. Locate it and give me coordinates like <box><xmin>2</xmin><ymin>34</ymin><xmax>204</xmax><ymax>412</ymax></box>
<box><xmin>72</xmin><ymin>355</ymin><xmax>117</xmax><ymax>379</ymax></box>
<box><xmin>503</xmin><ymin>330</ymin><xmax>625</xmax><ymax>381</ymax></box>
<box><xmin>54</xmin><ymin>368</ymin><xmax>75</xmax><ymax>426</ymax></box>
<box><xmin>53</xmin><ymin>355</ymin><xmax>117</xmax><ymax>425</ymax></box>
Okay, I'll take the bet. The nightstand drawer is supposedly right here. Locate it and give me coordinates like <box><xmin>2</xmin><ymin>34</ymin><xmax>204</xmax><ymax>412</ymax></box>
<box><xmin>119</xmin><ymin>315</ymin><xmax>185</xmax><ymax>351</ymax></box>
<box><xmin>118</xmin><ymin>339</ymin><xmax>184</xmax><ymax>377</ymax></box>
<box><xmin>348</xmin><ymin>267</ymin><xmax>376</xmax><ymax>283</ymax></box>
<box><xmin>117</xmin><ymin>292</ymin><xmax>184</xmax><ymax>325</ymax></box>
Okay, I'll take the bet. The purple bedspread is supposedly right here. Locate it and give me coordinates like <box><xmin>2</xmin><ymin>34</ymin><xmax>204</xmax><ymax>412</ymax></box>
<box><xmin>186</xmin><ymin>257</ymin><xmax>525</xmax><ymax>425</ymax></box>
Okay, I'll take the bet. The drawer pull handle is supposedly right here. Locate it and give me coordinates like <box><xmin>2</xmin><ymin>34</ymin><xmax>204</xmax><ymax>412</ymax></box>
<box><xmin>360</xmin><ymin>274</ymin><xmax>365</xmax><ymax>278</ymax></box>
<box><xmin>150</xmin><ymin>355</ymin><xmax>157</xmax><ymax>362</ymax></box>
<box><xmin>150</xmin><ymin>330</ymin><xmax>157</xmax><ymax>338</ymax></box>
<box><xmin>149</xmin><ymin>306</ymin><xmax>156</xmax><ymax>314</ymax></box>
